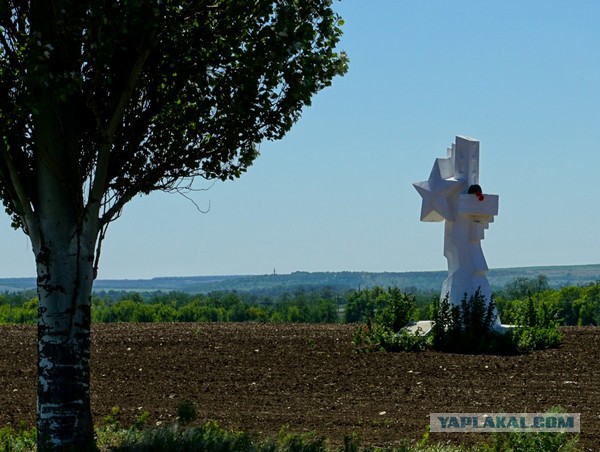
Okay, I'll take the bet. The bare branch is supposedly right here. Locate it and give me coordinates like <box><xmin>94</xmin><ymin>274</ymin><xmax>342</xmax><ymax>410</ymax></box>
<box><xmin>174</xmin><ymin>187</ymin><xmax>212</xmax><ymax>214</ymax></box>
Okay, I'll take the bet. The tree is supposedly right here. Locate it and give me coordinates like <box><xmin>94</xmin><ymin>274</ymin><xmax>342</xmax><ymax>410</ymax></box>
<box><xmin>0</xmin><ymin>1</ymin><xmax>347</xmax><ymax>449</ymax></box>
<box><xmin>503</xmin><ymin>274</ymin><xmax>550</xmax><ymax>300</ymax></box>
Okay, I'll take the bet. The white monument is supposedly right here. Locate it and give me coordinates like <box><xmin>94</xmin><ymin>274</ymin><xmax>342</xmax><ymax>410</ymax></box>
<box><xmin>413</xmin><ymin>136</ymin><xmax>500</xmax><ymax>326</ymax></box>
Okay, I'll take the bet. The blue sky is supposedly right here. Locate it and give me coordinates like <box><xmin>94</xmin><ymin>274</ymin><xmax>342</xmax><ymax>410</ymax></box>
<box><xmin>2</xmin><ymin>1</ymin><xmax>600</xmax><ymax>279</ymax></box>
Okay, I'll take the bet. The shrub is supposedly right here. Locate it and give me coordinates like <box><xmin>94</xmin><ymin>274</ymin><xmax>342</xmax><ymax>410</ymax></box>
<box><xmin>431</xmin><ymin>290</ymin><xmax>562</xmax><ymax>354</ymax></box>
<box><xmin>486</xmin><ymin>430</ymin><xmax>581</xmax><ymax>452</ymax></box>
<box><xmin>485</xmin><ymin>408</ymin><xmax>580</xmax><ymax>452</ymax></box>
<box><xmin>351</xmin><ymin>288</ymin><xmax>426</xmax><ymax>353</ymax></box>
<box><xmin>503</xmin><ymin>295</ymin><xmax>562</xmax><ymax>352</ymax></box>
<box><xmin>353</xmin><ymin>322</ymin><xmax>428</xmax><ymax>353</ymax></box>
<box><xmin>177</xmin><ymin>400</ymin><xmax>198</xmax><ymax>425</ymax></box>
<box><xmin>102</xmin><ymin>420</ymin><xmax>330</xmax><ymax>452</ymax></box>
<box><xmin>353</xmin><ymin>286</ymin><xmax>563</xmax><ymax>355</ymax></box>
<box><xmin>0</xmin><ymin>423</ymin><xmax>36</xmax><ymax>452</ymax></box>
<box><xmin>431</xmin><ymin>290</ymin><xmax>506</xmax><ymax>354</ymax></box>
<box><xmin>374</xmin><ymin>288</ymin><xmax>417</xmax><ymax>332</ymax></box>
<box><xmin>104</xmin><ymin>405</ymin><xmax>123</xmax><ymax>431</ymax></box>
<box><xmin>509</xmin><ymin>324</ymin><xmax>562</xmax><ymax>352</ymax></box>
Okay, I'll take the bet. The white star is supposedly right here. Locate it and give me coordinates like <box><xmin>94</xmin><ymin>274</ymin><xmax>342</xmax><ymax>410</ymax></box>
<box><xmin>413</xmin><ymin>158</ymin><xmax>464</xmax><ymax>222</ymax></box>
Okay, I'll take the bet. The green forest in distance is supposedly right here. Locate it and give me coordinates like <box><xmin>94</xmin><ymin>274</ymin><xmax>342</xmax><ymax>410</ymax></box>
<box><xmin>1</xmin><ymin>273</ymin><xmax>599</xmax><ymax>326</ymax></box>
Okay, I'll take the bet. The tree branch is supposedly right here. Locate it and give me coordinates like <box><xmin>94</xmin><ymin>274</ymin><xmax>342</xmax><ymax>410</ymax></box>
<box><xmin>0</xmin><ymin>150</ymin><xmax>40</xmax><ymax>243</ymax></box>
<box><xmin>86</xmin><ymin>32</ymin><xmax>157</xmax><ymax>220</ymax></box>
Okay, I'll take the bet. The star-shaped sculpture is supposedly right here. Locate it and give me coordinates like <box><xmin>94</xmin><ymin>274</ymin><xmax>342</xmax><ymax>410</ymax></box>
<box><xmin>413</xmin><ymin>158</ymin><xmax>464</xmax><ymax>222</ymax></box>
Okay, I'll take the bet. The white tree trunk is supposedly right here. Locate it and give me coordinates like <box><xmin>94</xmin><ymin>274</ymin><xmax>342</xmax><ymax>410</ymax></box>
<box><xmin>33</xmin><ymin>217</ymin><xmax>98</xmax><ymax>450</ymax></box>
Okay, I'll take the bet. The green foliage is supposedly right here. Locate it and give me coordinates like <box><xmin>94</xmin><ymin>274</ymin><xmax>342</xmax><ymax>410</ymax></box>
<box><xmin>502</xmin><ymin>275</ymin><xmax>550</xmax><ymax>300</ymax></box>
<box><xmin>431</xmin><ymin>289</ymin><xmax>561</xmax><ymax>354</ymax></box>
<box><xmin>509</xmin><ymin>323</ymin><xmax>562</xmax><ymax>353</ymax></box>
<box><xmin>342</xmin><ymin>433</ymin><xmax>361</xmax><ymax>452</ymax></box>
<box><xmin>346</xmin><ymin>287</ymin><xmax>415</xmax><ymax>327</ymax></box>
<box><xmin>100</xmin><ymin>420</ymin><xmax>246</xmax><ymax>451</ymax></box>
<box><xmin>1</xmin><ymin>275</ymin><xmax>598</xmax><ymax>329</ymax></box>
<box><xmin>493</xmin><ymin>277</ymin><xmax>563</xmax><ymax>352</ymax></box>
<box><xmin>484</xmin><ymin>431</ymin><xmax>581</xmax><ymax>452</ymax></box>
<box><xmin>97</xmin><ymin>419</ymin><xmax>581</xmax><ymax>451</ymax></box>
<box><xmin>0</xmin><ymin>423</ymin><xmax>36</xmax><ymax>452</ymax></box>
<box><xmin>1</xmin><ymin>289</ymin><xmax>341</xmax><ymax>325</ymax></box>
<box><xmin>345</xmin><ymin>289</ymin><xmax>377</xmax><ymax>323</ymax></box>
<box><xmin>484</xmin><ymin>408</ymin><xmax>580</xmax><ymax>452</ymax></box>
<box><xmin>0</xmin><ymin>4</ymin><xmax>347</xmax><ymax>442</ymax></box>
<box><xmin>176</xmin><ymin>400</ymin><xmax>198</xmax><ymax>426</ymax></box>
<box><xmin>0</xmin><ymin>293</ymin><xmax>37</xmax><ymax>324</ymax></box>
<box><xmin>0</xmin><ymin>417</ymin><xmax>582</xmax><ymax>451</ymax></box>
<box><xmin>374</xmin><ymin>288</ymin><xmax>416</xmax><ymax>332</ymax></box>
<box><xmin>0</xmin><ymin>0</ymin><xmax>348</xmax><ymax>229</ymax></box>
<box><xmin>495</xmin><ymin>292</ymin><xmax>561</xmax><ymax>328</ymax></box>
<box><xmin>431</xmin><ymin>290</ymin><xmax>506</xmax><ymax>354</ymax></box>
<box><xmin>87</xmin><ymin>289</ymin><xmax>341</xmax><ymax>324</ymax></box>
<box><xmin>132</xmin><ymin>411</ymin><xmax>151</xmax><ymax>431</ymax></box>
<box><xmin>504</xmin><ymin>288</ymin><xmax>561</xmax><ymax>351</ymax></box>
<box><xmin>274</xmin><ymin>425</ymin><xmax>326</xmax><ymax>452</ymax></box>
<box><xmin>350</xmin><ymin>287</ymin><xmax>426</xmax><ymax>352</ymax></box>
<box><xmin>97</xmin><ymin>419</ymin><xmax>329</xmax><ymax>452</ymax></box>
<box><xmin>104</xmin><ymin>405</ymin><xmax>123</xmax><ymax>431</ymax></box>
<box><xmin>495</xmin><ymin>275</ymin><xmax>600</xmax><ymax>327</ymax></box>
<box><xmin>353</xmin><ymin>323</ymin><xmax>428</xmax><ymax>353</ymax></box>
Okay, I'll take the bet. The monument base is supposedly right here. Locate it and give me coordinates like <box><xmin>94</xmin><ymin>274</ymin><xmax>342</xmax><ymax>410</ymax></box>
<box><xmin>403</xmin><ymin>320</ymin><xmax>434</xmax><ymax>336</ymax></box>
<box><xmin>402</xmin><ymin>320</ymin><xmax>516</xmax><ymax>336</ymax></box>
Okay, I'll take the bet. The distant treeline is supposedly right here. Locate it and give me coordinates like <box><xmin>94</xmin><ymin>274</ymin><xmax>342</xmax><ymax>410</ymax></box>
<box><xmin>1</xmin><ymin>276</ymin><xmax>599</xmax><ymax>326</ymax></box>
<box><xmin>494</xmin><ymin>275</ymin><xmax>600</xmax><ymax>326</ymax></box>
<box><xmin>0</xmin><ymin>289</ymin><xmax>345</xmax><ymax>324</ymax></box>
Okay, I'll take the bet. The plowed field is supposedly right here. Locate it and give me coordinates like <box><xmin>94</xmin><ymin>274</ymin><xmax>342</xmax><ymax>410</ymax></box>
<box><xmin>0</xmin><ymin>324</ymin><xmax>598</xmax><ymax>450</ymax></box>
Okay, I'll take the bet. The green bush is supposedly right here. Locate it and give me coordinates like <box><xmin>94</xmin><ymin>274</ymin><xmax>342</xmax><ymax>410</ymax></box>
<box><xmin>430</xmin><ymin>289</ymin><xmax>562</xmax><ymax>354</ymax></box>
<box><xmin>485</xmin><ymin>430</ymin><xmax>580</xmax><ymax>452</ymax></box>
<box><xmin>497</xmin><ymin>293</ymin><xmax>563</xmax><ymax>352</ymax></box>
<box><xmin>509</xmin><ymin>325</ymin><xmax>562</xmax><ymax>352</ymax></box>
<box><xmin>374</xmin><ymin>288</ymin><xmax>417</xmax><ymax>333</ymax></box>
<box><xmin>99</xmin><ymin>420</ymin><xmax>330</xmax><ymax>452</ymax></box>
<box><xmin>177</xmin><ymin>400</ymin><xmax>198</xmax><ymax>425</ymax></box>
<box><xmin>484</xmin><ymin>407</ymin><xmax>580</xmax><ymax>452</ymax></box>
<box><xmin>351</xmin><ymin>287</ymin><xmax>562</xmax><ymax>355</ymax></box>
<box><xmin>104</xmin><ymin>405</ymin><xmax>123</xmax><ymax>431</ymax></box>
<box><xmin>0</xmin><ymin>423</ymin><xmax>36</xmax><ymax>452</ymax></box>
<box><xmin>351</xmin><ymin>287</ymin><xmax>426</xmax><ymax>353</ymax></box>
<box><xmin>431</xmin><ymin>290</ymin><xmax>507</xmax><ymax>354</ymax></box>
<box><xmin>353</xmin><ymin>322</ymin><xmax>427</xmax><ymax>353</ymax></box>
<box><xmin>0</xmin><ymin>417</ymin><xmax>582</xmax><ymax>451</ymax></box>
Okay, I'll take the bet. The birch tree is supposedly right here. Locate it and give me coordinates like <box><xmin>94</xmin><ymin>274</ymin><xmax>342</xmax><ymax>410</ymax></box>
<box><xmin>0</xmin><ymin>0</ymin><xmax>347</xmax><ymax>449</ymax></box>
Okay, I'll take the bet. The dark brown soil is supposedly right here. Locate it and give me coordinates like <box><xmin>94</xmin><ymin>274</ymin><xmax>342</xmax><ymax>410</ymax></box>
<box><xmin>0</xmin><ymin>323</ymin><xmax>598</xmax><ymax>450</ymax></box>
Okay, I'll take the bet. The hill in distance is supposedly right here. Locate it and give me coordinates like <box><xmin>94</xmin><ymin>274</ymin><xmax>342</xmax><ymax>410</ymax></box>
<box><xmin>1</xmin><ymin>264</ymin><xmax>600</xmax><ymax>294</ymax></box>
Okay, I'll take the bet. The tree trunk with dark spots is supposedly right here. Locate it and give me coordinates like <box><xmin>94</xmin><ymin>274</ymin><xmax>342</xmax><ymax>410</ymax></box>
<box><xmin>32</xmin><ymin>215</ymin><xmax>98</xmax><ymax>450</ymax></box>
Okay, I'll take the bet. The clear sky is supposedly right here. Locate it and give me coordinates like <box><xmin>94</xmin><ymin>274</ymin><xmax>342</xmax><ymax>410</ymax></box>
<box><xmin>2</xmin><ymin>1</ymin><xmax>600</xmax><ymax>279</ymax></box>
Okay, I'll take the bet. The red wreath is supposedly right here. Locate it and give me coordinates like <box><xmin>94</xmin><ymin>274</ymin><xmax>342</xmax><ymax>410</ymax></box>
<box><xmin>468</xmin><ymin>184</ymin><xmax>485</xmax><ymax>201</ymax></box>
